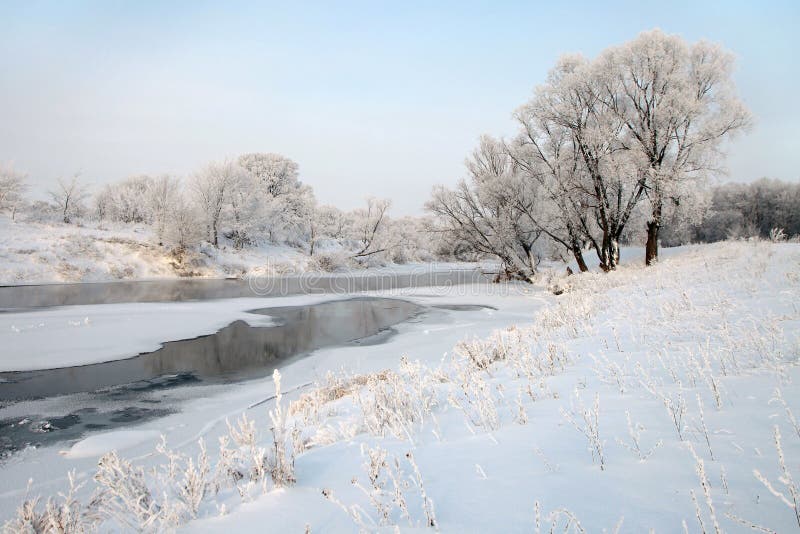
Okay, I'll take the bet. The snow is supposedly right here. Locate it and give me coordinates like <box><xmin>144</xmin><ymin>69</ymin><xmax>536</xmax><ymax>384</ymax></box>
<box><xmin>1</xmin><ymin>241</ymin><xmax>799</xmax><ymax>533</ymax></box>
<box><xmin>0</xmin><ymin>217</ymin><xmax>187</xmax><ymax>284</ymax></box>
<box><xmin>62</xmin><ymin>430</ymin><xmax>162</xmax><ymax>459</ymax></box>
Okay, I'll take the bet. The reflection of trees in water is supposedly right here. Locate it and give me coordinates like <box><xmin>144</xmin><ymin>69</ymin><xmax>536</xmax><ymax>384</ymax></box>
<box><xmin>0</xmin><ymin>299</ymin><xmax>421</xmax><ymax>401</ymax></box>
<box><xmin>145</xmin><ymin>299</ymin><xmax>415</xmax><ymax>376</ymax></box>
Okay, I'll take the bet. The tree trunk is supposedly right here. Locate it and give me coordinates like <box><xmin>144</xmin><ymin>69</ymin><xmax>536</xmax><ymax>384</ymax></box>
<box><xmin>645</xmin><ymin>220</ymin><xmax>659</xmax><ymax>266</ymax></box>
<box><xmin>598</xmin><ymin>230</ymin><xmax>619</xmax><ymax>271</ymax></box>
<box><xmin>609</xmin><ymin>238</ymin><xmax>619</xmax><ymax>269</ymax></box>
<box><xmin>494</xmin><ymin>254</ymin><xmax>534</xmax><ymax>283</ymax></box>
<box><xmin>571</xmin><ymin>242</ymin><xmax>589</xmax><ymax>273</ymax></box>
<box><xmin>645</xmin><ymin>201</ymin><xmax>662</xmax><ymax>266</ymax></box>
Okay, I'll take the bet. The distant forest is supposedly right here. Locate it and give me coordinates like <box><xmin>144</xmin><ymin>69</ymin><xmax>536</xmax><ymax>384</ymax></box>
<box><xmin>663</xmin><ymin>178</ymin><xmax>800</xmax><ymax>246</ymax></box>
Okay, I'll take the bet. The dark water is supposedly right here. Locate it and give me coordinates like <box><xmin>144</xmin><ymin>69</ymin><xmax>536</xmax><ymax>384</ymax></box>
<box><xmin>0</xmin><ymin>297</ymin><xmax>423</xmax><ymax>455</ymax></box>
<box><xmin>0</xmin><ymin>407</ymin><xmax>172</xmax><ymax>458</ymax></box>
<box><xmin>0</xmin><ymin>268</ymin><xmax>490</xmax><ymax>309</ymax></box>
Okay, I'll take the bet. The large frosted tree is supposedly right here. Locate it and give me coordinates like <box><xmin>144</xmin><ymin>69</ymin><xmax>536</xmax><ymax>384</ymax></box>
<box><xmin>441</xmin><ymin>30</ymin><xmax>751</xmax><ymax>272</ymax></box>
<box><xmin>532</xmin><ymin>55</ymin><xmax>646</xmax><ymax>271</ymax></box>
<box><xmin>598</xmin><ymin>29</ymin><xmax>751</xmax><ymax>264</ymax></box>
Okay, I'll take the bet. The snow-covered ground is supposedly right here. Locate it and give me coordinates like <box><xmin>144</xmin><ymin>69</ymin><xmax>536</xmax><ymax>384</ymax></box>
<box><xmin>2</xmin><ymin>241</ymin><xmax>799</xmax><ymax>533</ymax></box>
<box><xmin>0</xmin><ymin>217</ymin><xmax>189</xmax><ymax>283</ymax></box>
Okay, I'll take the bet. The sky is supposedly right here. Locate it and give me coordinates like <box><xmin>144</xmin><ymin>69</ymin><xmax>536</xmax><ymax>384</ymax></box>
<box><xmin>0</xmin><ymin>1</ymin><xmax>798</xmax><ymax>215</ymax></box>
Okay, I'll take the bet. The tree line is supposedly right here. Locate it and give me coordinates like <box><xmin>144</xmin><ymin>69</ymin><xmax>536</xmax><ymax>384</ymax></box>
<box><xmin>2</xmin><ymin>30</ymin><xmax>794</xmax><ymax>277</ymax></box>
<box><xmin>0</xmin><ymin>154</ymin><xmax>449</xmax><ymax>268</ymax></box>
<box><xmin>661</xmin><ymin>178</ymin><xmax>800</xmax><ymax>245</ymax></box>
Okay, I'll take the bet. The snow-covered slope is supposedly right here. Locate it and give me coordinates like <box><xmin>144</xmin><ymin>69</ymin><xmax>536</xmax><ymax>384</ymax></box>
<box><xmin>2</xmin><ymin>241</ymin><xmax>799</xmax><ymax>532</ymax></box>
<box><xmin>0</xmin><ymin>216</ymin><xmax>412</xmax><ymax>285</ymax></box>
<box><xmin>0</xmin><ymin>217</ymin><xmax>183</xmax><ymax>284</ymax></box>
<box><xmin>182</xmin><ymin>241</ymin><xmax>800</xmax><ymax>533</ymax></box>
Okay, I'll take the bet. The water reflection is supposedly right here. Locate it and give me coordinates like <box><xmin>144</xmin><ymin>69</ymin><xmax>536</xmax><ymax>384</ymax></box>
<box><xmin>0</xmin><ymin>297</ymin><xmax>422</xmax><ymax>401</ymax></box>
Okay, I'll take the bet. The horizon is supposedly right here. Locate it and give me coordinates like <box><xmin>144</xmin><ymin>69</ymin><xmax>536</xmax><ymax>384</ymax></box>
<box><xmin>1</xmin><ymin>0</ymin><xmax>798</xmax><ymax>215</ymax></box>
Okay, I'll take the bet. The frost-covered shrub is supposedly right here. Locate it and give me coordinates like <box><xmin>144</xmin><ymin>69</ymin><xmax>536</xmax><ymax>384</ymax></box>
<box><xmin>307</xmin><ymin>252</ymin><xmax>348</xmax><ymax>273</ymax></box>
<box><xmin>93</xmin><ymin>451</ymin><xmax>163</xmax><ymax>531</ymax></box>
<box><xmin>2</xmin><ymin>473</ymin><xmax>96</xmax><ymax>534</ymax></box>
<box><xmin>268</xmin><ymin>370</ymin><xmax>296</xmax><ymax>487</ymax></box>
<box><xmin>560</xmin><ymin>390</ymin><xmax>605</xmax><ymax>471</ymax></box>
<box><xmin>753</xmin><ymin>426</ymin><xmax>800</xmax><ymax>528</ymax></box>
<box><xmin>355</xmin><ymin>359</ymin><xmax>440</xmax><ymax>440</ymax></box>
<box><xmin>454</xmin><ymin>337</ymin><xmax>502</xmax><ymax>370</ymax></box>
<box><xmin>323</xmin><ymin>446</ymin><xmax>437</xmax><ymax>530</ymax></box>
<box><xmin>770</xmin><ymin>227</ymin><xmax>788</xmax><ymax>242</ymax></box>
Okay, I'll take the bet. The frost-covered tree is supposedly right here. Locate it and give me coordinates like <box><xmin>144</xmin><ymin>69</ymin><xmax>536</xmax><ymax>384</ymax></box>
<box><xmin>165</xmin><ymin>193</ymin><xmax>203</xmax><ymax>251</ymax></box>
<box><xmin>385</xmin><ymin>215</ymin><xmax>442</xmax><ymax>263</ymax></box>
<box><xmin>427</xmin><ymin>136</ymin><xmax>542</xmax><ymax>279</ymax></box>
<box><xmin>598</xmin><ymin>29</ymin><xmax>751</xmax><ymax>264</ymax></box>
<box><xmin>531</xmin><ymin>55</ymin><xmax>646</xmax><ymax>271</ymax></box>
<box><xmin>94</xmin><ymin>174</ymin><xmax>181</xmax><ymax>244</ymax></box>
<box><xmin>224</xmin><ymin>170</ymin><xmax>262</xmax><ymax>248</ymax></box>
<box><xmin>146</xmin><ymin>175</ymin><xmax>180</xmax><ymax>245</ymax></box>
<box><xmin>308</xmin><ymin>204</ymin><xmax>350</xmax><ymax>257</ymax></box>
<box><xmin>438</xmin><ymin>29</ymin><xmax>750</xmax><ymax>272</ymax></box>
<box><xmin>49</xmin><ymin>174</ymin><xmax>90</xmax><ymax>223</ymax></box>
<box><xmin>237</xmin><ymin>153</ymin><xmax>301</xmax><ymax>198</ymax></box>
<box><xmin>0</xmin><ymin>163</ymin><xmax>28</xmax><ymax>219</ymax></box>
<box><xmin>95</xmin><ymin>175</ymin><xmax>152</xmax><ymax>224</ymax></box>
<box><xmin>350</xmin><ymin>197</ymin><xmax>392</xmax><ymax>260</ymax></box>
<box><xmin>270</xmin><ymin>184</ymin><xmax>316</xmax><ymax>247</ymax></box>
<box><xmin>191</xmin><ymin>159</ymin><xmax>246</xmax><ymax>247</ymax></box>
<box><xmin>315</xmin><ymin>204</ymin><xmax>348</xmax><ymax>240</ymax></box>
<box><xmin>233</xmin><ymin>153</ymin><xmax>316</xmax><ymax>247</ymax></box>
<box><xmin>685</xmin><ymin>179</ymin><xmax>800</xmax><ymax>243</ymax></box>
<box><xmin>509</xmin><ymin>103</ymin><xmax>596</xmax><ymax>272</ymax></box>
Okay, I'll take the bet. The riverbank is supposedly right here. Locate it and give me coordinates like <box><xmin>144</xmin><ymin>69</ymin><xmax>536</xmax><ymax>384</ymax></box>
<box><xmin>0</xmin><ymin>216</ymin><xmax>458</xmax><ymax>285</ymax></box>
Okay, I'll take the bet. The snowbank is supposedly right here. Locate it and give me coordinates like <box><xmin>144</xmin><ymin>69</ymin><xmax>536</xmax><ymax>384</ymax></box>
<box><xmin>62</xmin><ymin>430</ymin><xmax>162</xmax><ymax>459</ymax></box>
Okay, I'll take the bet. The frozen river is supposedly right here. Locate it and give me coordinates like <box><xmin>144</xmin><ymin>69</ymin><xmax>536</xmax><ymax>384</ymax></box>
<box><xmin>0</xmin><ymin>268</ymin><xmax>495</xmax><ymax>457</ymax></box>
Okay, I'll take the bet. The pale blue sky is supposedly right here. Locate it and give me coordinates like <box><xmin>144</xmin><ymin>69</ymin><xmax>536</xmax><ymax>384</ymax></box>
<box><xmin>0</xmin><ymin>1</ymin><xmax>797</xmax><ymax>214</ymax></box>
